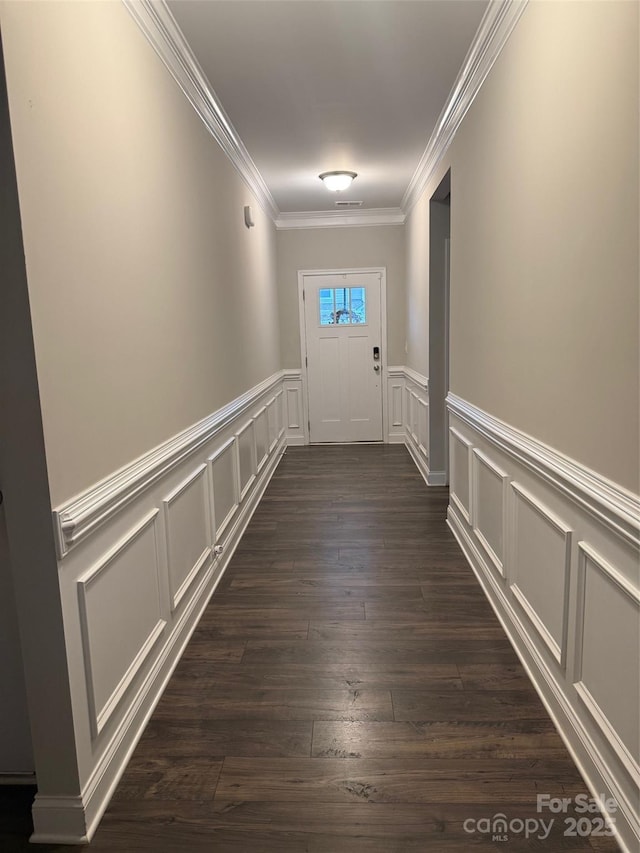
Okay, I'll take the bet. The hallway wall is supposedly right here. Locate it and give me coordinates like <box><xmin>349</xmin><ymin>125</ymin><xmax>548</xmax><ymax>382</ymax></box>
<box><xmin>1</xmin><ymin>0</ymin><xmax>281</xmax><ymax>508</ymax></box>
<box><xmin>406</xmin><ymin>0</ymin><xmax>639</xmax><ymax>493</ymax></box>
<box><xmin>403</xmin><ymin>4</ymin><xmax>639</xmax><ymax>850</ymax></box>
<box><xmin>1</xmin><ymin>0</ymin><xmax>284</xmax><ymax>842</ymax></box>
<box><xmin>277</xmin><ymin>224</ymin><xmax>406</xmax><ymax>368</ymax></box>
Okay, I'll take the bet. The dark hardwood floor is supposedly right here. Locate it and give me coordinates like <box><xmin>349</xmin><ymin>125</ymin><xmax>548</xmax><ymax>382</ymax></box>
<box><xmin>0</xmin><ymin>445</ymin><xmax>620</xmax><ymax>851</ymax></box>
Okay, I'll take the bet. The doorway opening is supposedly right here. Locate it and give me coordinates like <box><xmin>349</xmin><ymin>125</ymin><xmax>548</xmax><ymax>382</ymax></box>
<box><xmin>428</xmin><ymin>171</ymin><xmax>451</xmax><ymax>484</ymax></box>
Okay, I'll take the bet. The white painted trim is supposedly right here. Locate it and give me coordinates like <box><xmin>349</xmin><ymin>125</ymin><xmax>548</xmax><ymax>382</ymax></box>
<box><xmin>30</xmin><ymin>795</ymin><xmax>88</xmax><ymax>845</ymax></box>
<box><xmin>254</xmin><ymin>406</ymin><xmax>269</xmax><ymax>473</ymax></box>
<box><xmin>471</xmin><ymin>447</ymin><xmax>509</xmax><ymax>577</ymax></box>
<box><xmin>207</xmin><ymin>436</ymin><xmax>239</xmax><ymax>543</ymax></box>
<box><xmin>574</xmin><ymin>542</ymin><xmax>640</xmax><ymax>786</ymax></box>
<box><xmin>76</xmin><ymin>510</ymin><xmax>166</xmax><ymax>739</ymax></box>
<box><xmin>449</xmin><ymin>426</ymin><xmax>473</xmax><ymax>524</ymax></box>
<box><xmin>417</xmin><ymin>396</ymin><xmax>428</xmax><ymax>458</ymax></box>
<box><xmin>380</xmin><ymin>281</ymin><xmax>390</xmax><ymax>445</ymax></box>
<box><xmin>124</xmin><ymin>2</ymin><xmax>527</xmax><ymax>227</ymax></box>
<box><xmin>52</xmin><ymin>371</ymin><xmax>285</xmax><ymax>557</ymax></box>
<box><xmin>509</xmin><ymin>481</ymin><xmax>572</xmax><ymax>669</ymax></box>
<box><xmin>281</xmin><ymin>368</ymin><xmax>303</xmax><ymax>383</ymax></box>
<box><xmin>387</xmin><ymin>365</ymin><xmax>405</xmax><ymax>380</ymax></box>
<box><xmin>275</xmin><ymin>388</ymin><xmax>286</xmax><ymax>441</ymax></box>
<box><xmin>170</xmin><ymin>547</ymin><xmax>211</xmax><ymax>614</ymax></box>
<box><xmin>574</xmin><ymin>679</ymin><xmax>640</xmax><ymax>791</ymax></box>
<box><xmin>275</xmin><ymin>208</ymin><xmax>405</xmax><ymax>230</ymax></box>
<box><xmin>34</xmin><ymin>435</ymin><xmax>287</xmax><ymax>845</ymax></box>
<box><xmin>447</xmin><ymin>506</ymin><xmax>639</xmax><ymax>853</ymax></box>
<box><xmin>297</xmin><ymin>268</ymin><xmax>388</xmax><ymax>445</ymax></box>
<box><xmin>388</xmin><ymin>366</ymin><xmax>447</xmax><ymax>485</ymax></box>
<box><xmin>162</xmin><ymin>464</ymin><xmax>213</xmax><ymax>612</ymax></box>
<box><xmin>285</xmin><ymin>389</ymin><xmax>302</xmax><ymax>430</ymax></box>
<box><xmin>403</xmin><ymin>366</ymin><xmax>429</xmax><ymax>392</ymax></box>
<box><xmin>405</xmin><ymin>432</ymin><xmax>429</xmax><ymax>488</ymax></box>
<box><xmin>447</xmin><ymin>392</ymin><xmax>640</xmax><ymax>548</ymax></box>
<box><xmin>122</xmin><ymin>0</ymin><xmax>278</xmax><ymax>220</ymax></box>
<box><xmin>390</xmin><ymin>384</ymin><xmax>403</xmax><ymax>429</ymax></box>
<box><xmin>266</xmin><ymin>396</ymin><xmax>279</xmax><ymax>453</ymax></box>
<box><xmin>402</xmin><ymin>0</ymin><xmax>529</xmax><ymax>213</ymax></box>
<box><xmin>235</xmin><ymin>420</ymin><xmax>257</xmax><ymax>502</ymax></box>
<box><xmin>577</xmin><ymin>541</ymin><xmax>640</xmax><ymax>603</ymax></box>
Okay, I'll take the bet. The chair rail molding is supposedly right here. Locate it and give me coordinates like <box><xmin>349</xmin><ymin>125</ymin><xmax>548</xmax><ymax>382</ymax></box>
<box><xmin>36</xmin><ymin>371</ymin><xmax>291</xmax><ymax>843</ymax></box>
<box><xmin>52</xmin><ymin>371</ymin><xmax>287</xmax><ymax>558</ymax></box>
<box><xmin>446</xmin><ymin>393</ymin><xmax>640</xmax><ymax>853</ymax></box>
<box><xmin>447</xmin><ymin>393</ymin><xmax>640</xmax><ymax>548</ymax></box>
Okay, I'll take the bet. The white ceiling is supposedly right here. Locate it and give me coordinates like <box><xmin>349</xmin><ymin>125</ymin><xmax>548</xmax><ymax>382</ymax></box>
<box><xmin>166</xmin><ymin>0</ymin><xmax>489</xmax><ymax>215</ymax></box>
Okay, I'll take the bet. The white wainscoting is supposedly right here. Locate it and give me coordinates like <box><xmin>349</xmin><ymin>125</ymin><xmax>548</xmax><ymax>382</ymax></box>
<box><xmin>37</xmin><ymin>371</ymin><xmax>289</xmax><ymax>844</ymax></box>
<box><xmin>386</xmin><ymin>366</ymin><xmax>445</xmax><ymax>485</ymax></box>
<box><xmin>254</xmin><ymin>406</ymin><xmax>269</xmax><ymax>473</ymax></box>
<box><xmin>163</xmin><ymin>464</ymin><xmax>212</xmax><ymax>614</ymax></box>
<box><xmin>282</xmin><ymin>368</ymin><xmax>305</xmax><ymax>445</ymax></box>
<box><xmin>449</xmin><ymin>426</ymin><xmax>472</xmax><ymax>522</ymax></box>
<box><xmin>446</xmin><ymin>392</ymin><xmax>640</xmax><ymax>853</ymax></box>
<box><xmin>387</xmin><ymin>367</ymin><xmax>405</xmax><ymax>443</ymax></box>
<box><xmin>471</xmin><ymin>448</ymin><xmax>509</xmax><ymax>577</ymax></box>
<box><xmin>236</xmin><ymin>419</ymin><xmax>257</xmax><ymax>502</ymax></box>
<box><xmin>77</xmin><ymin>510</ymin><xmax>166</xmax><ymax>740</ymax></box>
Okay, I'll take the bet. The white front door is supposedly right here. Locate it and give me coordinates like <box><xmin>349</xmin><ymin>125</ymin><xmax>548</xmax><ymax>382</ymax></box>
<box><xmin>302</xmin><ymin>271</ymin><xmax>383</xmax><ymax>443</ymax></box>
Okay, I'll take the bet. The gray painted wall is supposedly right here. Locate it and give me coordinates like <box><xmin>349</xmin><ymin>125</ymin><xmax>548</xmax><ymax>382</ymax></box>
<box><xmin>277</xmin><ymin>225</ymin><xmax>406</xmax><ymax>368</ymax></box>
<box><xmin>406</xmin><ymin>0</ymin><xmax>639</xmax><ymax>491</ymax></box>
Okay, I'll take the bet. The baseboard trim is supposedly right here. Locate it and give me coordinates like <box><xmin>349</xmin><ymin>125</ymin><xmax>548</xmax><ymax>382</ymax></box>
<box><xmin>30</xmin><ymin>795</ymin><xmax>88</xmax><ymax>845</ymax></box>
<box><xmin>448</xmin><ymin>505</ymin><xmax>638</xmax><ymax>853</ymax></box>
<box><xmin>32</xmin><ymin>438</ymin><xmax>287</xmax><ymax>845</ymax></box>
<box><xmin>404</xmin><ymin>435</ymin><xmax>428</xmax><ymax>485</ymax></box>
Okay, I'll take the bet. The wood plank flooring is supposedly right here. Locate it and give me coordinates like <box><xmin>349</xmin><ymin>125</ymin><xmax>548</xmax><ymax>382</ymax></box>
<box><xmin>0</xmin><ymin>445</ymin><xmax>620</xmax><ymax>851</ymax></box>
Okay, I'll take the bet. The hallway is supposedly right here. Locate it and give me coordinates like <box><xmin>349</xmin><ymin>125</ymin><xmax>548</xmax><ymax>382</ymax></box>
<box><xmin>2</xmin><ymin>446</ymin><xmax>620</xmax><ymax>851</ymax></box>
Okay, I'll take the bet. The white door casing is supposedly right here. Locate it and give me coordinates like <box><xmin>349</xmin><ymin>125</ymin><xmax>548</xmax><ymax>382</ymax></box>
<box><xmin>299</xmin><ymin>269</ymin><xmax>386</xmax><ymax>443</ymax></box>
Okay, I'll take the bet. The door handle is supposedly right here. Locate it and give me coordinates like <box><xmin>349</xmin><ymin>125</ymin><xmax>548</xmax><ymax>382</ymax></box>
<box><xmin>373</xmin><ymin>364</ymin><xmax>380</xmax><ymax>372</ymax></box>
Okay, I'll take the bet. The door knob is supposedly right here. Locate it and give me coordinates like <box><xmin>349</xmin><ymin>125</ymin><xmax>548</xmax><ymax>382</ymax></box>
<box><xmin>373</xmin><ymin>364</ymin><xmax>380</xmax><ymax>372</ymax></box>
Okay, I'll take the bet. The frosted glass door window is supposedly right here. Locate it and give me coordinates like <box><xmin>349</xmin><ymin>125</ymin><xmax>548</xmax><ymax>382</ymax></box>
<box><xmin>318</xmin><ymin>287</ymin><xmax>367</xmax><ymax>325</ymax></box>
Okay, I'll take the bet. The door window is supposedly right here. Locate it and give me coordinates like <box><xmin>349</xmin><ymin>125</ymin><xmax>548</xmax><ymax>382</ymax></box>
<box><xmin>318</xmin><ymin>287</ymin><xmax>367</xmax><ymax>326</ymax></box>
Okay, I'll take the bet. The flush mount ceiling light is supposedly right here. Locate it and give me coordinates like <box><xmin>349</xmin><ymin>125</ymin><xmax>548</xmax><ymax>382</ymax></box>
<box><xmin>319</xmin><ymin>170</ymin><xmax>357</xmax><ymax>192</ymax></box>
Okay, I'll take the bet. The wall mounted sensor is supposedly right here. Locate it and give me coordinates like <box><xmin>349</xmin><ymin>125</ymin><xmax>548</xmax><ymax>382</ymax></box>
<box><xmin>244</xmin><ymin>205</ymin><xmax>255</xmax><ymax>228</ymax></box>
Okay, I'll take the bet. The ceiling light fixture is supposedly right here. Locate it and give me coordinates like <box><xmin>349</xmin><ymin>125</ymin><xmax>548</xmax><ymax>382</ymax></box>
<box><xmin>319</xmin><ymin>170</ymin><xmax>357</xmax><ymax>192</ymax></box>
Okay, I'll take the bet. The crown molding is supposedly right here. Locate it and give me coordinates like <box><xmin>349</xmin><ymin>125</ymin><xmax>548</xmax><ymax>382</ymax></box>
<box><xmin>124</xmin><ymin>0</ymin><xmax>527</xmax><ymax>226</ymax></box>
<box><xmin>401</xmin><ymin>0</ymin><xmax>529</xmax><ymax>214</ymax></box>
<box><xmin>123</xmin><ymin>0</ymin><xmax>279</xmax><ymax>220</ymax></box>
<box><xmin>275</xmin><ymin>208</ymin><xmax>405</xmax><ymax>230</ymax></box>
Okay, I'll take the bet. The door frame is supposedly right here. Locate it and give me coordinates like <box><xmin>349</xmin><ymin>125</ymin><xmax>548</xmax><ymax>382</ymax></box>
<box><xmin>297</xmin><ymin>267</ymin><xmax>388</xmax><ymax>445</ymax></box>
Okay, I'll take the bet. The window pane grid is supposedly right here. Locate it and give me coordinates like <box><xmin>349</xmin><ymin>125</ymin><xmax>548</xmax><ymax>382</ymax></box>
<box><xmin>319</xmin><ymin>287</ymin><xmax>366</xmax><ymax>325</ymax></box>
